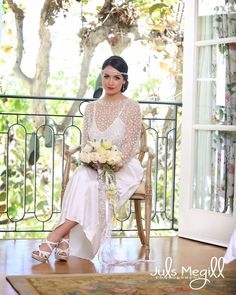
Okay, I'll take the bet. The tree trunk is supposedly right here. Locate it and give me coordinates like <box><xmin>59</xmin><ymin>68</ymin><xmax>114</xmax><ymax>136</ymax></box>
<box><xmin>30</xmin><ymin>18</ymin><xmax>52</xmax><ymax>126</ymax></box>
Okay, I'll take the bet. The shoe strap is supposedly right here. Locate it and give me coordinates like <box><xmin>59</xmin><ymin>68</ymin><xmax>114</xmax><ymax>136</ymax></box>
<box><xmin>33</xmin><ymin>245</ymin><xmax>51</xmax><ymax>259</ymax></box>
<box><xmin>59</xmin><ymin>238</ymin><xmax>69</xmax><ymax>245</ymax></box>
<box><xmin>44</xmin><ymin>239</ymin><xmax>58</xmax><ymax>251</ymax></box>
<box><xmin>37</xmin><ymin>246</ymin><xmax>51</xmax><ymax>258</ymax></box>
<box><xmin>56</xmin><ymin>247</ymin><xmax>69</xmax><ymax>255</ymax></box>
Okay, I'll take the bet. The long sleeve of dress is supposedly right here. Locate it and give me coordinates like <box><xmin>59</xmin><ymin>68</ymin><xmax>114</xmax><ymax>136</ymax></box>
<box><xmin>121</xmin><ymin>101</ymin><xmax>142</xmax><ymax>164</ymax></box>
<box><xmin>82</xmin><ymin>102</ymin><xmax>94</xmax><ymax>145</ymax></box>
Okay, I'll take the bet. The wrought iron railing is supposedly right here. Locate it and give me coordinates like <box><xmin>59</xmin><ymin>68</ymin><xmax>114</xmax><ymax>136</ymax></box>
<box><xmin>0</xmin><ymin>94</ymin><xmax>182</xmax><ymax>238</ymax></box>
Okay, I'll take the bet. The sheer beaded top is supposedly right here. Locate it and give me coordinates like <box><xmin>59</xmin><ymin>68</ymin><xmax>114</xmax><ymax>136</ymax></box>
<box><xmin>82</xmin><ymin>98</ymin><xmax>142</xmax><ymax>164</ymax></box>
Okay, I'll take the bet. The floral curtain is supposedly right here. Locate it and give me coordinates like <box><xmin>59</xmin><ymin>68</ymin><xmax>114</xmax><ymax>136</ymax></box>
<box><xmin>194</xmin><ymin>2</ymin><xmax>236</xmax><ymax>213</ymax></box>
<box><xmin>211</xmin><ymin>8</ymin><xmax>236</xmax><ymax>213</ymax></box>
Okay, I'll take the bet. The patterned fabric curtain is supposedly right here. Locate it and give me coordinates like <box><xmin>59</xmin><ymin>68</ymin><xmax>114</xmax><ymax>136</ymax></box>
<box><xmin>212</xmin><ymin>9</ymin><xmax>236</xmax><ymax>213</ymax></box>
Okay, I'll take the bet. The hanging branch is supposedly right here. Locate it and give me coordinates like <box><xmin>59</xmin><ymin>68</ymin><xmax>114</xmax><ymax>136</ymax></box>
<box><xmin>6</xmin><ymin>0</ymin><xmax>33</xmax><ymax>85</ymax></box>
<box><xmin>58</xmin><ymin>25</ymin><xmax>109</xmax><ymax>132</ymax></box>
<box><xmin>6</xmin><ymin>0</ymin><xmax>70</xmax><ymax>127</ymax></box>
<box><xmin>58</xmin><ymin>0</ymin><xmax>141</xmax><ymax>131</ymax></box>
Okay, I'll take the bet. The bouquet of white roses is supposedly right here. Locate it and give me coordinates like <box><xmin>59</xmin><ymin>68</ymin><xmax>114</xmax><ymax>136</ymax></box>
<box><xmin>80</xmin><ymin>139</ymin><xmax>123</xmax><ymax>208</ymax></box>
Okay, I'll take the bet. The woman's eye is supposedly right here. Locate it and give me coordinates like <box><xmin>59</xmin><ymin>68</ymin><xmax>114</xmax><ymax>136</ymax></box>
<box><xmin>102</xmin><ymin>74</ymin><xmax>122</xmax><ymax>80</ymax></box>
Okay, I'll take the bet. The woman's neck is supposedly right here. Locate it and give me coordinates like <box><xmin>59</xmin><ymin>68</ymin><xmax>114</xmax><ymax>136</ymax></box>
<box><xmin>103</xmin><ymin>93</ymin><xmax>126</xmax><ymax>102</ymax></box>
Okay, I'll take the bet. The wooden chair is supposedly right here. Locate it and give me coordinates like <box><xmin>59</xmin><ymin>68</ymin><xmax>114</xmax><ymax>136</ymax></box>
<box><xmin>130</xmin><ymin>123</ymin><xmax>155</xmax><ymax>250</ymax></box>
<box><xmin>61</xmin><ymin>123</ymin><xmax>155</xmax><ymax>253</ymax></box>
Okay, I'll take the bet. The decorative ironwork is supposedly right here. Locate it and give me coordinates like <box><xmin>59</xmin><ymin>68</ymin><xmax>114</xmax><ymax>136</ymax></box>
<box><xmin>0</xmin><ymin>94</ymin><xmax>182</xmax><ymax>237</ymax></box>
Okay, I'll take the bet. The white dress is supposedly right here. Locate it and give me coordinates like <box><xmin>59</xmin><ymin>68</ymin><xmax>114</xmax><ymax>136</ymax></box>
<box><xmin>58</xmin><ymin>97</ymin><xmax>144</xmax><ymax>260</ymax></box>
<box><xmin>224</xmin><ymin>228</ymin><xmax>236</xmax><ymax>264</ymax></box>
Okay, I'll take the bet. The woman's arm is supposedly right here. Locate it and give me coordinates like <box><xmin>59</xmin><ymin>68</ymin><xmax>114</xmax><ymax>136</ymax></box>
<box><xmin>121</xmin><ymin>101</ymin><xmax>142</xmax><ymax>165</ymax></box>
<box><xmin>82</xmin><ymin>102</ymin><xmax>93</xmax><ymax>145</ymax></box>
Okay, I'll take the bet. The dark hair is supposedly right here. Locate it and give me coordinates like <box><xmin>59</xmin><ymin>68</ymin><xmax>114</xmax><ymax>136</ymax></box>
<box><xmin>102</xmin><ymin>56</ymin><xmax>129</xmax><ymax>92</ymax></box>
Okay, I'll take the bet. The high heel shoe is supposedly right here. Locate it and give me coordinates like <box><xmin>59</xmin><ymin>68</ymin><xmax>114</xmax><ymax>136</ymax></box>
<box><xmin>55</xmin><ymin>238</ymin><xmax>70</xmax><ymax>261</ymax></box>
<box><xmin>32</xmin><ymin>240</ymin><xmax>58</xmax><ymax>263</ymax></box>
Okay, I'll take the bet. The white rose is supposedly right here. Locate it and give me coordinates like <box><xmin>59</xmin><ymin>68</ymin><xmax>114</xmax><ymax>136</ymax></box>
<box><xmin>113</xmin><ymin>156</ymin><xmax>122</xmax><ymax>165</ymax></box>
<box><xmin>83</xmin><ymin>143</ymin><xmax>93</xmax><ymax>153</ymax></box>
<box><xmin>97</xmin><ymin>154</ymin><xmax>107</xmax><ymax>164</ymax></box>
<box><xmin>111</xmin><ymin>145</ymin><xmax>119</xmax><ymax>152</ymax></box>
<box><xmin>90</xmin><ymin>141</ymin><xmax>101</xmax><ymax>150</ymax></box>
<box><xmin>90</xmin><ymin>152</ymin><xmax>99</xmax><ymax>163</ymax></box>
<box><xmin>80</xmin><ymin>151</ymin><xmax>91</xmax><ymax>163</ymax></box>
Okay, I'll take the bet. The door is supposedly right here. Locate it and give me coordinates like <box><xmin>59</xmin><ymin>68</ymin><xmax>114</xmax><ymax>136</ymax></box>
<box><xmin>179</xmin><ymin>0</ymin><xmax>236</xmax><ymax>246</ymax></box>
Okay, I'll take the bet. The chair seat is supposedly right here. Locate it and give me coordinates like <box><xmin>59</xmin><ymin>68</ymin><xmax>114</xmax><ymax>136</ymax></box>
<box><xmin>134</xmin><ymin>180</ymin><xmax>145</xmax><ymax>194</ymax></box>
<box><xmin>130</xmin><ymin>180</ymin><xmax>146</xmax><ymax>200</ymax></box>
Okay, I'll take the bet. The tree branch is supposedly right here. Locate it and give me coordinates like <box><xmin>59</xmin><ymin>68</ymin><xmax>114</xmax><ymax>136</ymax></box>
<box><xmin>58</xmin><ymin>2</ymin><xmax>141</xmax><ymax>131</ymax></box>
<box><xmin>29</xmin><ymin>1</ymin><xmax>54</xmax><ymax>125</ymax></box>
<box><xmin>58</xmin><ymin>24</ymin><xmax>110</xmax><ymax>131</ymax></box>
<box><xmin>30</xmin><ymin>17</ymin><xmax>52</xmax><ymax>96</ymax></box>
<box><xmin>6</xmin><ymin>0</ymin><xmax>33</xmax><ymax>85</ymax></box>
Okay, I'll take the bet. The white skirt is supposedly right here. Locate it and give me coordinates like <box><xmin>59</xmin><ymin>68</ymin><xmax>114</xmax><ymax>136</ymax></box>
<box><xmin>57</xmin><ymin>158</ymin><xmax>144</xmax><ymax>260</ymax></box>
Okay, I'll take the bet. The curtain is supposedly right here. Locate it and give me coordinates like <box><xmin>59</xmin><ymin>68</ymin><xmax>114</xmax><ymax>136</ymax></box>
<box><xmin>194</xmin><ymin>14</ymin><xmax>214</xmax><ymax>210</ymax></box>
<box><xmin>212</xmin><ymin>10</ymin><xmax>236</xmax><ymax>213</ymax></box>
<box><xmin>194</xmin><ymin>2</ymin><xmax>236</xmax><ymax>213</ymax></box>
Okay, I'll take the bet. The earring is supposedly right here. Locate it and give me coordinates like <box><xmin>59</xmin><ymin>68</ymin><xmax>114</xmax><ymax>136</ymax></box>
<box><xmin>121</xmin><ymin>84</ymin><xmax>125</xmax><ymax>92</ymax></box>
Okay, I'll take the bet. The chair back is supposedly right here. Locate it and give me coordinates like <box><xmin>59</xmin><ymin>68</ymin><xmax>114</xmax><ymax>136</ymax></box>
<box><xmin>137</xmin><ymin>123</ymin><xmax>147</xmax><ymax>164</ymax></box>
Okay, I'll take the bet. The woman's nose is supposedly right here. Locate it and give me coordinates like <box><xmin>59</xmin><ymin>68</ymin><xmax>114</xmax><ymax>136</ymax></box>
<box><xmin>108</xmin><ymin>77</ymin><xmax>114</xmax><ymax>84</ymax></box>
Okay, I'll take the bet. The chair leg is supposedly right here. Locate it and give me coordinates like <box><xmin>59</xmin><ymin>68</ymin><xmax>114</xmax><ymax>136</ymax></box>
<box><xmin>139</xmin><ymin>245</ymin><xmax>150</xmax><ymax>260</ymax></box>
<box><xmin>61</xmin><ymin>155</ymin><xmax>71</xmax><ymax>201</ymax></box>
<box><xmin>145</xmin><ymin>194</ymin><xmax>152</xmax><ymax>248</ymax></box>
<box><xmin>134</xmin><ymin>200</ymin><xmax>146</xmax><ymax>246</ymax></box>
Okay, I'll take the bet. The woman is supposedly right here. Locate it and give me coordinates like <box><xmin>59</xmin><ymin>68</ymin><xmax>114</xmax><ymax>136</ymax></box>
<box><xmin>32</xmin><ymin>56</ymin><xmax>144</xmax><ymax>262</ymax></box>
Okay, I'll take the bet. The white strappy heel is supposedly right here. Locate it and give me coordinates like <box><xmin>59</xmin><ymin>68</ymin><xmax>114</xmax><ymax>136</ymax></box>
<box><xmin>55</xmin><ymin>239</ymin><xmax>70</xmax><ymax>261</ymax></box>
<box><xmin>32</xmin><ymin>240</ymin><xmax>58</xmax><ymax>263</ymax></box>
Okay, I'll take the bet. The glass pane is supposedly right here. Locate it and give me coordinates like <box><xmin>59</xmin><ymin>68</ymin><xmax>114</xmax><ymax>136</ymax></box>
<box><xmin>198</xmin><ymin>0</ymin><xmax>236</xmax><ymax>40</ymax></box>
<box><xmin>196</xmin><ymin>43</ymin><xmax>236</xmax><ymax>125</ymax></box>
<box><xmin>193</xmin><ymin>130</ymin><xmax>235</xmax><ymax>214</ymax></box>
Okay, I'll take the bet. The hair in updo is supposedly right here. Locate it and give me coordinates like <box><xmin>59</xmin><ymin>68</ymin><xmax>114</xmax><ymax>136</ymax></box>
<box><xmin>102</xmin><ymin>56</ymin><xmax>129</xmax><ymax>92</ymax></box>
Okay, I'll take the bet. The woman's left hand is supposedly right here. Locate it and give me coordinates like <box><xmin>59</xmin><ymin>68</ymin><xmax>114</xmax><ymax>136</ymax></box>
<box><xmin>113</xmin><ymin>166</ymin><xmax>120</xmax><ymax>173</ymax></box>
<box><xmin>90</xmin><ymin>163</ymin><xmax>98</xmax><ymax>171</ymax></box>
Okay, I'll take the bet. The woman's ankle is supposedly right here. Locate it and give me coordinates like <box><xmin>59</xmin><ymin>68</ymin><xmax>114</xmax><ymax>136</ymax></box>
<box><xmin>58</xmin><ymin>239</ymin><xmax>69</xmax><ymax>250</ymax></box>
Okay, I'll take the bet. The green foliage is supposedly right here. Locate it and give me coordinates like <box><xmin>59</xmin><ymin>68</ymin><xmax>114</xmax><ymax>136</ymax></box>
<box><xmin>37</xmin><ymin>200</ymin><xmax>50</xmax><ymax>213</ymax></box>
<box><xmin>88</xmin><ymin>66</ymin><xmax>101</xmax><ymax>92</ymax></box>
<box><xmin>0</xmin><ymin>191</ymin><xmax>6</xmax><ymax>201</ymax></box>
<box><xmin>227</xmin><ymin>83</ymin><xmax>236</xmax><ymax>95</ymax></box>
<box><xmin>149</xmin><ymin>3</ymin><xmax>169</xmax><ymax>16</ymax></box>
<box><xmin>81</xmin><ymin>0</ymin><xmax>89</xmax><ymax>4</ymax></box>
<box><xmin>2</xmin><ymin>0</ymin><xmax>8</xmax><ymax>14</ymax></box>
<box><xmin>0</xmin><ymin>118</ymin><xmax>64</xmax><ymax>237</ymax></box>
<box><xmin>0</xmin><ymin>96</ymin><xmax>29</xmax><ymax>113</ymax></box>
<box><xmin>47</xmin><ymin>70</ymin><xmax>79</xmax><ymax>98</ymax></box>
<box><xmin>132</xmin><ymin>78</ymin><xmax>161</xmax><ymax>100</ymax></box>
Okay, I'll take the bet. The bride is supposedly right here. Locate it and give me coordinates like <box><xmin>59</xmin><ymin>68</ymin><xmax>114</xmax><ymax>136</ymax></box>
<box><xmin>32</xmin><ymin>55</ymin><xmax>144</xmax><ymax>262</ymax></box>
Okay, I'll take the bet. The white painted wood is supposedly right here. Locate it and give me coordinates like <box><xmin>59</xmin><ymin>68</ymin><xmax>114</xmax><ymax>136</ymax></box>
<box><xmin>179</xmin><ymin>0</ymin><xmax>236</xmax><ymax>248</ymax></box>
<box><xmin>196</xmin><ymin>37</ymin><xmax>236</xmax><ymax>47</ymax></box>
<box><xmin>193</xmin><ymin>125</ymin><xmax>236</xmax><ymax>131</ymax></box>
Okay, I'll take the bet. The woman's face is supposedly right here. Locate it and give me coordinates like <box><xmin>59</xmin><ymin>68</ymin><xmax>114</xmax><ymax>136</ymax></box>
<box><xmin>101</xmin><ymin>65</ymin><xmax>125</xmax><ymax>96</ymax></box>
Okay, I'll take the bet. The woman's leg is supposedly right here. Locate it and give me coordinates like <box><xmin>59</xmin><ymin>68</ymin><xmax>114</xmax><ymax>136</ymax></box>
<box><xmin>33</xmin><ymin>220</ymin><xmax>77</xmax><ymax>253</ymax></box>
<box><xmin>57</xmin><ymin>234</ymin><xmax>69</xmax><ymax>250</ymax></box>
<box><xmin>47</xmin><ymin>220</ymin><xmax>76</xmax><ymax>243</ymax></box>
<box><xmin>54</xmin><ymin>233</ymin><xmax>70</xmax><ymax>261</ymax></box>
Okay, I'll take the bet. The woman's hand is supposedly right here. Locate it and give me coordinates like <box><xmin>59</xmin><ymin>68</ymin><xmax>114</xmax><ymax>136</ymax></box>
<box><xmin>90</xmin><ymin>163</ymin><xmax>98</xmax><ymax>171</ymax></box>
<box><xmin>113</xmin><ymin>166</ymin><xmax>121</xmax><ymax>173</ymax></box>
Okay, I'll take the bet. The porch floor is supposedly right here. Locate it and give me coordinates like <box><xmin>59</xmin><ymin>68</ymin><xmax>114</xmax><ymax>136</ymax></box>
<box><xmin>1</xmin><ymin>236</ymin><xmax>235</xmax><ymax>294</ymax></box>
